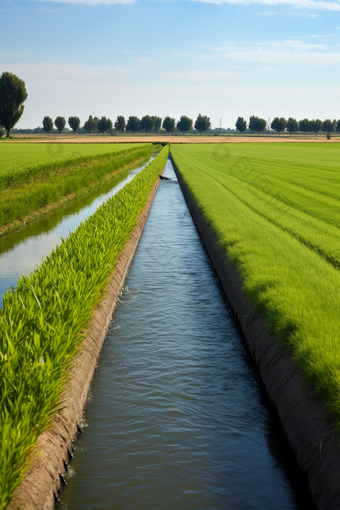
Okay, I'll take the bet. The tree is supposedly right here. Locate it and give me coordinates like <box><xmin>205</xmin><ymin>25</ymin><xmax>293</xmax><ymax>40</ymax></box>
<box><xmin>42</xmin><ymin>116</ymin><xmax>53</xmax><ymax>133</ymax></box>
<box><xmin>55</xmin><ymin>116</ymin><xmax>66</xmax><ymax>133</ymax></box>
<box><xmin>140</xmin><ymin>115</ymin><xmax>154</xmax><ymax>132</ymax></box>
<box><xmin>308</xmin><ymin>119</ymin><xmax>322</xmax><ymax>135</ymax></box>
<box><xmin>151</xmin><ymin>116</ymin><xmax>162</xmax><ymax>132</ymax></box>
<box><xmin>0</xmin><ymin>126</ymin><xmax>4</xmax><ymax>138</ymax></box>
<box><xmin>114</xmin><ymin>115</ymin><xmax>125</xmax><ymax>133</ymax></box>
<box><xmin>298</xmin><ymin>118</ymin><xmax>309</xmax><ymax>134</ymax></box>
<box><xmin>271</xmin><ymin>117</ymin><xmax>287</xmax><ymax>135</ymax></box>
<box><xmin>322</xmin><ymin>119</ymin><xmax>335</xmax><ymax>135</ymax></box>
<box><xmin>83</xmin><ymin>115</ymin><xmax>98</xmax><ymax>134</ymax></box>
<box><xmin>0</xmin><ymin>72</ymin><xmax>28</xmax><ymax>138</ymax></box>
<box><xmin>97</xmin><ymin>116</ymin><xmax>113</xmax><ymax>134</ymax></box>
<box><xmin>126</xmin><ymin>116</ymin><xmax>140</xmax><ymax>133</ymax></box>
<box><xmin>68</xmin><ymin>116</ymin><xmax>80</xmax><ymax>133</ymax></box>
<box><xmin>194</xmin><ymin>113</ymin><xmax>211</xmax><ymax>133</ymax></box>
<box><xmin>286</xmin><ymin>118</ymin><xmax>298</xmax><ymax>135</ymax></box>
<box><xmin>162</xmin><ymin>116</ymin><xmax>175</xmax><ymax>133</ymax></box>
<box><xmin>177</xmin><ymin>115</ymin><xmax>193</xmax><ymax>133</ymax></box>
<box><xmin>249</xmin><ymin>116</ymin><xmax>266</xmax><ymax>134</ymax></box>
<box><xmin>235</xmin><ymin>116</ymin><xmax>247</xmax><ymax>134</ymax></box>
<box><xmin>336</xmin><ymin>120</ymin><xmax>340</xmax><ymax>133</ymax></box>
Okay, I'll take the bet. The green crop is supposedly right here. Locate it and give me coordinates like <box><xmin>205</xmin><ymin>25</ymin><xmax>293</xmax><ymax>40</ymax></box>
<box><xmin>0</xmin><ymin>144</ymin><xmax>158</xmax><ymax>232</ymax></box>
<box><xmin>171</xmin><ymin>142</ymin><xmax>340</xmax><ymax>429</ymax></box>
<box><xmin>0</xmin><ymin>143</ymin><xmax>144</xmax><ymax>189</ymax></box>
<box><xmin>0</xmin><ymin>145</ymin><xmax>169</xmax><ymax>509</ymax></box>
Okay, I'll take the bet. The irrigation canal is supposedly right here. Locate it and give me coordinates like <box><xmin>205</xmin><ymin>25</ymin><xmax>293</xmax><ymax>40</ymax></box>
<box><xmin>1</xmin><ymin>156</ymin><xmax>310</xmax><ymax>509</ymax></box>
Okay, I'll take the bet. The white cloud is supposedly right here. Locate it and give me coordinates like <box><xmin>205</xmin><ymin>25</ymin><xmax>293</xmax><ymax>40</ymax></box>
<box><xmin>168</xmin><ymin>69</ymin><xmax>239</xmax><ymax>80</ymax></box>
<box><xmin>189</xmin><ymin>0</ymin><xmax>340</xmax><ymax>11</ymax></box>
<box><xmin>33</xmin><ymin>0</ymin><xmax>133</xmax><ymax>5</ymax></box>
<box><xmin>209</xmin><ymin>40</ymin><xmax>340</xmax><ymax>65</ymax></box>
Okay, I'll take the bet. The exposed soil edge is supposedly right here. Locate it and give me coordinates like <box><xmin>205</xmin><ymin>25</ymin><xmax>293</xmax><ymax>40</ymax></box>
<box><xmin>171</xmin><ymin>154</ymin><xmax>340</xmax><ymax>510</ymax></box>
<box><xmin>9</xmin><ymin>171</ymin><xmax>164</xmax><ymax>510</ymax></box>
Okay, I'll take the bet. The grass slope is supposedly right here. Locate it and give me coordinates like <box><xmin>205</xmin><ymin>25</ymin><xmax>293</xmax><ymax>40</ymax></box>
<box><xmin>171</xmin><ymin>142</ymin><xmax>340</xmax><ymax>427</ymax></box>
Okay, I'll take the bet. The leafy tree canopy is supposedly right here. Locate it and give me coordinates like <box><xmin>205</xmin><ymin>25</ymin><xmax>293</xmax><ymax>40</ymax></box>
<box><xmin>0</xmin><ymin>126</ymin><xmax>4</xmax><ymax>138</ymax></box>
<box><xmin>126</xmin><ymin>116</ymin><xmax>140</xmax><ymax>133</ymax></box>
<box><xmin>177</xmin><ymin>115</ymin><xmax>193</xmax><ymax>133</ymax></box>
<box><xmin>298</xmin><ymin>118</ymin><xmax>309</xmax><ymax>134</ymax></box>
<box><xmin>114</xmin><ymin>115</ymin><xmax>125</xmax><ymax>132</ymax></box>
<box><xmin>97</xmin><ymin>116</ymin><xmax>113</xmax><ymax>134</ymax></box>
<box><xmin>162</xmin><ymin>116</ymin><xmax>175</xmax><ymax>133</ymax></box>
<box><xmin>151</xmin><ymin>116</ymin><xmax>162</xmax><ymax>132</ymax></box>
<box><xmin>68</xmin><ymin>116</ymin><xmax>80</xmax><ymax>133</ymax></box>
<box><xmin>286</xmin><ymin>118</ymin><xmax>298</xmax><ymax>134</ymax></box>
<box><xmin>83</xmin><ymin>115</ymin><xmax>98</xmax><ymax>134</ymax></box>
<box><xmin>249</xmin><ymin>116</ymin><xmax>266</xmax><ymax>134</ymax></box>
<box><xmin>322</xmin><ymin>119</ymin><xmax>335</xmax><ymax>134</ymax></box>
<box><xmin>336</xmin><ymin>120</ymin><xmax>340</xmax><ymax>133</ymax></box>
<box><xmin>55</xmin><ymin>116</ymin><xmax>66</xmax><ymax>133</ymax></box>
<box><xmin>235</xmin><ymin>116</ymin><xmax>247</xmax><ymax>134</ymax></box>
<box><xmin>42</xmin><ymin>116</ymin><xmax>53</xmax><ymax>133</ymax></box>
<box><xmin>0</xmin><ymin>71</ymin><xmax>28</xmax><ymax>138</ymax></box>
<box><xmin>308</xmin><ymin>119</ymin><xmax>322</xmax><ymax>134</ymax></box>
<box><xmin>271</xmin><ymin>117</ymin><xmax>287</xmax><ymax>134</ymax></box>
<box><xmin>140</xmin><ymin>115</ymin><xmax>154</xmax><ymax>132</ymax></box>
<box><xmin>194</xmin><ymin>113</ymin><xmax>211</xmax><ymax>133</ymax></box>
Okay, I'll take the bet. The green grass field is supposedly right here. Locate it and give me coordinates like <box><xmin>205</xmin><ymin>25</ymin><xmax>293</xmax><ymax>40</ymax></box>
<box><xmin>171</xmin><ymin>143</ymin><xmax>340</xmax><ymax>424</ymax></box>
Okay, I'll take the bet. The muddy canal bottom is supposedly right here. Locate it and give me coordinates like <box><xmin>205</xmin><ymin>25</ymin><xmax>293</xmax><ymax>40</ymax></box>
<box><xmin>59</xmin><ymin>160</ymin><xmax>306</xmax><ymax>510</ymax></box>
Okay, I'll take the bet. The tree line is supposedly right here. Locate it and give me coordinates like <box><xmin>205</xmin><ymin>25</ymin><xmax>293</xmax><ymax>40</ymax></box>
<box><xmin>41</xmin><ymin>113</ymin><xmax>211</xmax><ymax>135</ymax></box>
<box><xmin>236</xmin><ymin>116</ymin><xmax>340</xmax><ymax>136</ymax></box>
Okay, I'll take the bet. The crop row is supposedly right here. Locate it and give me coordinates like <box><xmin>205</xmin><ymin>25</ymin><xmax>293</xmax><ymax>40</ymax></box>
<box><xmin>170</xmin><ymin>143</ymin><xmax>340</xmax><ymax>432</ymax></box>
<box><xmin>0</xmin><ymin>144</ymin><xmax>158</xmax><ymax>232</ymax></box>
<box><xmin>0</xmin><ymin>144</ymin><xmax>169</xmax><ymax>509</ymax></box>
<box><xmin>0</xmin><ymin>143</ymin><xmax>144</xmax><ymax>188</ymax></box>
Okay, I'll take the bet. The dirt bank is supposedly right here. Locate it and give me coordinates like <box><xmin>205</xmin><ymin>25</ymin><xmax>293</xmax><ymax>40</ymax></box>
<box><xmin>8</xmin><ymin>174</ymin><xmax>163</xmax><ymax>510</ymax></box>
<box><xmin>171</xmin><ymin>154</ymin><xmax>340</xmax><ymax>510</ymax></box>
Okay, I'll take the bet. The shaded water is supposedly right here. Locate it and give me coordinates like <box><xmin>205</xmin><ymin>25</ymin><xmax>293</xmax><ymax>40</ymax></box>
<box><xmin>0</xmin><ymin>157</ymin><xmax>154</xmax><ymax>308</ymax></box>
<box><xmin>59</xmin><ymin>160</ymin><xmax>309</xmax><ymax>510</ymax></box>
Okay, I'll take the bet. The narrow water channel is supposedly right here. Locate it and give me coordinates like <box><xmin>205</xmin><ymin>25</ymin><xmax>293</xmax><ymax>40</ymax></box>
<box><xmin>0</xmin><ymin>156</ymin><xmax>154</xmax><ymax>308</ymax></box>
<box><xmin>58</xmin><ymin>159</ymin><xmax>309</xmax><ymax>510</ymax></box>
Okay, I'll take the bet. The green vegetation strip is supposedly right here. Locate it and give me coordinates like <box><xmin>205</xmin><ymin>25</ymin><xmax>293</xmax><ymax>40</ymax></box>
<box><xmin>171</xmin><ymin>142</ymin><xmax>340</xmax><ymax>426</ymax></box>
<box><xmin>0</xmin><ymin>144</ymin><xmax>158</xmax><ymax>230</ymax></box>
<box><xmin>0</xmin><ymin>143</ymin><xmax>144</xmax><ymax>188</ymax></box>
<box><xmin>0</xmin><ymin>145</ymin><xmax>169</xmax><ymax>509</ymax></box>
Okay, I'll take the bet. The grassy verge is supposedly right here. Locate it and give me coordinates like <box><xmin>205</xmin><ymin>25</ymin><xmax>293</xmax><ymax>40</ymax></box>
<box><xmin>0</xmin><ymin>145</ymin><xmax>169</xmax><ymax>509</ymax></box>
<box><xmin>171</xmin><ymin>143</ymin><xmax>340</xmax><ymax>428</ymax></box>
<box><xmin>0</xmin><ymin>144</ymin><xmax>159</xmax><ymax>231</ymax></box>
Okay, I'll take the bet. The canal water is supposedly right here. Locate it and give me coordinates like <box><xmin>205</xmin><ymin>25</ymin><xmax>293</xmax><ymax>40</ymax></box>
<box><xmin>0</xmin><ymin>156</ymin><xmax>154</xmax><ymax>309</ymax></box>
<box><xmin>58</xmin><ymin>159</ymin><xmax>309</xmax><ymax>510</ymax></box>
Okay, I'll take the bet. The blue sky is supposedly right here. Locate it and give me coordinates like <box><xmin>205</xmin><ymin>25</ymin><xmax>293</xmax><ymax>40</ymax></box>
<box><xmin>1</xmin><ymin>0</ymin><xmax>340</xmax><ymax>129</ymax></box>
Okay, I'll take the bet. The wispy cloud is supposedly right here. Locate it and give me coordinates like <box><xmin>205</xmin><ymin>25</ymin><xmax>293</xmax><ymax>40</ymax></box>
<box><xmin>168</xmin><ymin>69</ymin><xmax>239</xmax><ymax>80</ymax></box>
<box><xmin>208</xmin><ymin>39</ymin><xmax>340</xmax><ymax>65</ymax></box>
<box><xmin>189</xmin><ymin>0</ymin><xmax>340</xmax><ymax>12</ymax></box>
<box><xmin>33</xmin><ymin>0</ymin><xmax>133</xmax><ymax>5</ymax></box>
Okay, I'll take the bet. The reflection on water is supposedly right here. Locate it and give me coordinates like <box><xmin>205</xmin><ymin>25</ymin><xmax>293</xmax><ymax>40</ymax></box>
<box><xmin>58</xmin><ymin>160</ymin><xmax>310</xmax><ymax>510</ymax></box>
<box><xmin>0</xmin><ymin>157</ymin><xmax>154</xmax><ymax>308</ymax></box>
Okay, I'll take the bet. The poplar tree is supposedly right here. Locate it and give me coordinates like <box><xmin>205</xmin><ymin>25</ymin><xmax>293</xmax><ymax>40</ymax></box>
<box><xmin>0</xmin><ymin>72</ymin><xmax>28</xmax><ymax>138</ymax></box>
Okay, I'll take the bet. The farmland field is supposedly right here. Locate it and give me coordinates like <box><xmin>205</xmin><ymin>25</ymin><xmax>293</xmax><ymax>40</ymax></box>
<box><xmin>170</xmin><ymin>143</ymin><xmax>340</xmax><ymax>423</ymax></box>
<box><xmin>0</xmin><ymin>143</ymin><xmax>143</xmax><ymax>182</ymax></box>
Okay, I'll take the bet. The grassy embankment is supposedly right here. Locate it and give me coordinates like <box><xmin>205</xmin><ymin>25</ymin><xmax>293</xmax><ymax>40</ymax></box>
<box><xmin>0</xmin><ymin>145</ymin><xmax>169</xmax><ymax>509</ymax></box>
<box><xmin>0</xmin><ymin>143</ymin><xmax>158</xmax><ymax>235</ymax></box>
<box><xmin>171</xmin><ymin>142</ymin><xmax>340</xmax><ymax>424</ymax></box>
